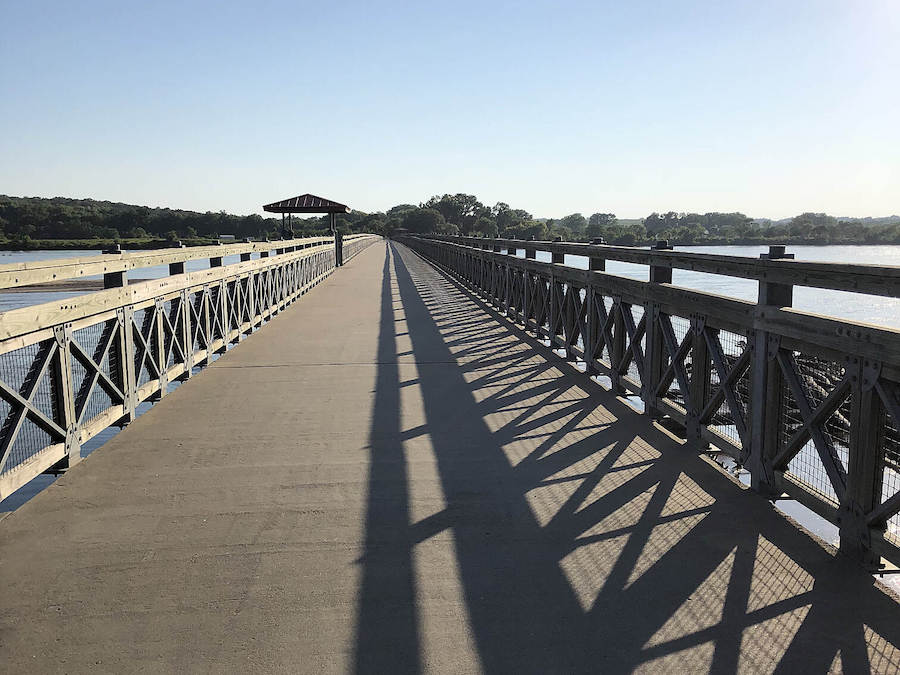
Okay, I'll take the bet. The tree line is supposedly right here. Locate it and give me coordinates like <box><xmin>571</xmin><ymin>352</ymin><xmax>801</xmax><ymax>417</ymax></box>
<box><xmin>0</xmin><ymin>195</ymin><xmax>374</xmax><ymax>245</ymax></box>
<box><xmin>2</xmin><ymin>194</ymin><xmax>899</xmax><ymax>248</ymax></box>
<box><xmin>393</xmin><ymin>195</ymin><xmax>900</xmax><ymax>246</ymax></box>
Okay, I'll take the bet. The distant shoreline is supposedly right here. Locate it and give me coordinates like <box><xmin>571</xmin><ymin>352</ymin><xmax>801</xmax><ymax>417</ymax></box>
<box><xmin>0</xmin><ymin>238</ymin><xmax>218</xmax><ymax>252</ymax></box>
<box><xmin>2</xmin><ymin>237</ymin><xmax>900</xmax><ymax>252</ymax></box>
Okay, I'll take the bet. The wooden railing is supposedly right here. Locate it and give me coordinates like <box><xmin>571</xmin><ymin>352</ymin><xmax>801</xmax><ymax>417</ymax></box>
<box><xmin>0</xmin><ymin>234</ymin><xmax>380</xmax><ymax>499</ymax></box>
<box><xmin>400</xmin><ymin>234</ymin><xmax>900</xmax><ymax>568</ymax></box>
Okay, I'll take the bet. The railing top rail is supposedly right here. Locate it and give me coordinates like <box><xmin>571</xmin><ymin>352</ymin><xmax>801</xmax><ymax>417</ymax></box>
<box><xmin>421</xmin><ymin>235</ymin><xmax>900</xmax><ymax>298</ymax></box>
<box><xmin>410</xmin><ymin>235</ymin><xmax>900</xmax><ymax>369</ymax></box>
<box><xmin>0</xmin><ymin>241</ymin><xmax>344</xmax><ymax>344</ymax></box>
<box><xmin>0</xmin><ymin>234</ymin><xmax>374</xmax><ymax>291</ymax></box>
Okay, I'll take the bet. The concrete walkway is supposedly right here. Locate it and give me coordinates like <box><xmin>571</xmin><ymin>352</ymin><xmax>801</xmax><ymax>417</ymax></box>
<box><xmin>1</xmin><ymin>241</ymin><xmax>899</xmax><ymax>673</ymax></box>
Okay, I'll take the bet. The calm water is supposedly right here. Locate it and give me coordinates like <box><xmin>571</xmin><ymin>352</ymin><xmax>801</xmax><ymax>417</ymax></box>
<box><xmin>0</xmin><ymin>249</ymin><xmax>242</xmax><ymax>311</ymax></box>
<box><xmin>3</xmin><ymin>245</ymin><xmax>899</xmax><ymax>326</ymax></box>
<box><xmin>531</xmin><ymin>244</ymin><xmax>900</xmax><ymax>330</ymax></box>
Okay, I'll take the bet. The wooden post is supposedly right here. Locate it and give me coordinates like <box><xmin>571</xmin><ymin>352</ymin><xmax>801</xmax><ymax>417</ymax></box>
<box><xmin>645</xmin><ymin>240</ymin><xmax>673</xmax><ymax>419</ymax></box>
<box><xmin>551</xmin><ymin>238</ymin><xmax>565</xmax><ymax>264</ymax></box>
<box><xmin>154</xmin><ymin>299</ymin><xmax>168</xmax><ymax>398</ymax></box>
<box><xmin>179</xmin><ymin>289</ymin><xmax>193</xmax><ymax>380</ymax></box>
<box><xmin>749</xmin><ymin>245</ymin><xmax>794</xmax><ymax>494</ymax></box>
<box><xmin>688</xmin><ymin>314</ymin><xmax>711</xmax><ymax>447</ymax></box>
<box><xmin>217</xmin><ymin>280</ymin><xmax>228</xmax><ymax>352</ymax></box>
<box><xmin>117</xmin><ymin>306</ymin><xmax>137</xmax><ymax>424</ymax></box>
<box><xmin>51</xmin><ymin>323</ymin><xmax>79</xmax><ymax>468</ymax></box>
<box><xmin>589</xmin><ymin>238</ymin><xmax>606</xmax><ymax>272</ymax></box>
<box><xmin>588</xmin><ymin>251</ymin><xmax>605</xmax><ymax>369</ymax></box>
<box><xmin>610</xmin><ymin>300</ymin><xmax>626</xmax><ymax>394</ymax></box>
<box><xmin>103</xmin><ymin>271</ymin><xmax>127</xmax><ymax>288</ymax></box>
<box><xmin>840</xmin><ymin>358</ymin><xmax>885</xmax><ymax>565</ymax></box>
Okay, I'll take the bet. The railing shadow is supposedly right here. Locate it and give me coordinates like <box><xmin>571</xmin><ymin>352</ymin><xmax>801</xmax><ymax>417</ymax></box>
<box><xmin>354</xmin><ymin>242</ymin><xmax>900</xmax><ymax>674</ymax></box>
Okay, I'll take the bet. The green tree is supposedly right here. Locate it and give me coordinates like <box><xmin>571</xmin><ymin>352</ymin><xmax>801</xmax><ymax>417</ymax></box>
<box><xmin>402</xmin><ymin>208</ymin><xmax>446</xmax><ymax>234</ymax></box>
<box><xmin>587</xmin><ymin>213</ymin><xmax>617</xmax><ymax>238</ymax></box>
<box><xmin>473</xmin><ymin>216</ymin><xmax>498</xmax><ymax>237</ymax></box>
<box><xmin>557</xmin><ymin>213</ymin><xmax>587</xmax><ymax>237</ymax></box>
<box><xmin>423</xmin><ymin>194</ymin><xmax>484</xmax><ymax>233</ymax></box>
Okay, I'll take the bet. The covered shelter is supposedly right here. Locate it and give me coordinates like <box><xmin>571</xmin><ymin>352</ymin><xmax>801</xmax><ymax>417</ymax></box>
<box><xmin>262</xmin><ymin>194</ymin><xmax>350</xmax><ymax>238</ymax></box>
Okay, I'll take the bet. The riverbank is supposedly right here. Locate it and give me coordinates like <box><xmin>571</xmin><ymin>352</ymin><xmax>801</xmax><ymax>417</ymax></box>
<box><xmin>0</xmin><ymin>237</ymin><xmax>218</xmax><ymax>251</ymax></box>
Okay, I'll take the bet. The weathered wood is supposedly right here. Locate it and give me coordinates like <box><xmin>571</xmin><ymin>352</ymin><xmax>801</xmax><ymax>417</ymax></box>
<box><xmin>840</xmin><ymin>358</ymin><xmax>886</xmax><ymax>565</ymax></box>
<box><xmin>423</xmin><ymin>234</ymin><xmax>900</xmax><ymax>298</ymax></box>
<box><xmin>645</xmin><ymin>241</ymin><xmax>673</xmax><ymax>419</ymax></box>
<box><xmin>103</xmin><ymin>271</ymin><xmax>127</xmax><ymax>289</ymax></box>
<box><xmin>0</xmin><ymin>242</ymin><xmax>349</xmax><ymax>341</ymax></box>
<box><xmin>0</xmin><ymin>236</ymin><xmax>355</xmax><ymax>290</ymax></box>
<box><xmin>0</xmin><ymin>235</ymin><xmax>373</xmax><ymax>291</ymax></box>
<box><xmin>688</xmin><ymin>316</ymin><xmax>711</xmax><ymax>446</ymax></box>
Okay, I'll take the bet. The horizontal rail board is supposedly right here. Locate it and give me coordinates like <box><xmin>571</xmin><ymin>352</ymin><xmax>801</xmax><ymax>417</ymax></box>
<box><xmin>424</xmin><ymin>235</ymin><xmax>900</xmax><ymax>298</ymax></box>
<box><xmin>0</xmin><ymin>242</ymin><xmax>334</xmax><ymax>342</ymax></box>
<box><xmin>0</xmin><ymin>234</ymin><xmax>374</xmax><ymax>290</ymax></box>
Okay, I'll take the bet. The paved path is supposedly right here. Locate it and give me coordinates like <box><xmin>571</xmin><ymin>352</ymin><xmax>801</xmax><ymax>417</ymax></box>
<box><xmin>1</xmin><ymin>241</ymin><xmax>899</xmax><ymax>673</ymax></box>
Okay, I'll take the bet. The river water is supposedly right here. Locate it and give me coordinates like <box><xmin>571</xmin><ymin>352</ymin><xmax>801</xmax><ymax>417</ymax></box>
<box><xmin>3</xmin><ymin>245</ymin><xmax>899</xmax><ymax>326</ymax></box>
<box><xmin>532</xmin><ymin>244</ymin><xmax>900</xmax><ymax>330</ymax></box>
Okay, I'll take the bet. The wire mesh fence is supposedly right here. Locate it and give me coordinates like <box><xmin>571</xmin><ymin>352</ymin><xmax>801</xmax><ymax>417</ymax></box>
<box><xmin>707</xmin><ymin>329</ymin><xmax>751</xmax><ymax>448</ymax></box>
<box><xmin>0</xmin><ymin>341</ymin><xmax>59</xmax><ymax>472</ymax></box>
<box><xmin>881</xmin><ymin>398</ymin><xmax>900</xmax><ymax>539</ymax></box>
<box><xmin>780</xmin><ymin>353</ymin><xmax>849</xmax><ymax>505</ymax></box>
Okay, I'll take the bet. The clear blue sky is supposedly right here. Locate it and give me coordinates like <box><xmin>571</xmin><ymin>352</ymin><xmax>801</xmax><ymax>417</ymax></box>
<box><xmin>2</xmin><ymin>0</ymin><xmax>897</xmax><ymax>219</ymax></box>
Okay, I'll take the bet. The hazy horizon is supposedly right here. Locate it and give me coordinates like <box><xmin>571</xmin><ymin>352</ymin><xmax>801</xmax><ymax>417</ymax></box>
<box><xmin>2</xmin><ymin>1</ymin><xmax>897</xmax><ymax>221</ymax></box>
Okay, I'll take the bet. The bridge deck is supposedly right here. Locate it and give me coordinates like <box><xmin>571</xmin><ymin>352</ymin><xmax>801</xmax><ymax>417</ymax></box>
<box><xmin>2</xmin><ymin>241</ymin><xmax>899</xmax><ymax>673</ymax></box>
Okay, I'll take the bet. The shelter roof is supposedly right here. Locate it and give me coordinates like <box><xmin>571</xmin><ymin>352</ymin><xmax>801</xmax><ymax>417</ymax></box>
<box><xmin>262</xmin><ymin>194</ymin><xmax>350</xmax><ymax>214</ymax></box>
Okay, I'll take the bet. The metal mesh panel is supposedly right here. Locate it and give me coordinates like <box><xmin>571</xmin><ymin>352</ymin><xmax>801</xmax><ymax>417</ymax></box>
<box><xmin>881</xmin><ymin>396</ymin><xmax>900</xmax><ymax>539</ymax></box>
<box><xmin>708</xmin><ymin>329</ymin><xmax>751</xmax><ymax>448</ymax></box>
<box><xmin>661</xmin><ymin>314</ymin><xmax>692</xmax><ymax>413</ymax></box>
<box><xmin>240</xmin><ymin>279</ymin><xmax>252</xmax><ymax>323</ymax></box>
<box><xmin>624</xmin><ymin>304</ymin><xmax>645</xmax><ymax>389</ymax></box>
<box><xmin>133</xmin><ymin>308</ymin><xmax>158</xmax><ymax>388</ymax></box>
<box><xmin>536</xmin><ymin>277</ymin><xmax>551</xmax><ymax>332</ymax></box>
<box><xmin>191</xmin><ymin>291</ymin><xmax>206</xmax><ymax>352</ymax></box>
<box><xmin>781</xmin><ymin>354</ymin><xmax>849</xmax><ymax>505</ymax></box>
<box><xmin>71</xmin><ymin>321</ymin><xmax>117</xmax><ymax>424</ymax></box>
<box><xmin>163</xmin><ymin>299</ymin><xmax>182</xmax><ymax>369</ymax></box>
<box><xmin>0</xmin><ymin>342</ymin><xmax>39</xmax><ymax>392</ymax></box>
<box><xmin>209</xmin><ymin>286</ymin><xmax>223</xmax><ymax>340</ymax></box>
<box><xmin>3</xmin><ymin>417</ymin><xmax>54</xmax><ymax>473</ymax></box>
<box><xmin>227</xmin><ymin>281</ymin><xmax>239</xmax><ymax>331</ymax></box>
<box><xmin>589</xmin><ymin>293</ymin><xmax>614</xmax><ymax>367</ymax></box>
<box><xmin>0</xmin><ymin>341</ymin><xmax>59</xmax><ymax>473</ymax></box>
<box><xmin>31</xmin><ymin>369</ymin><xmax>56</xmax><ymax>420</ymax></box>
